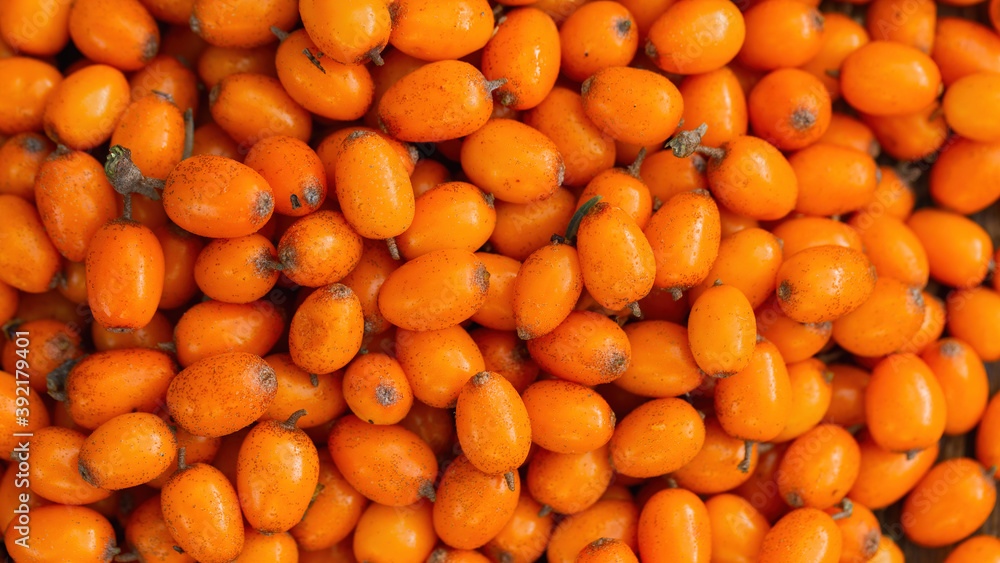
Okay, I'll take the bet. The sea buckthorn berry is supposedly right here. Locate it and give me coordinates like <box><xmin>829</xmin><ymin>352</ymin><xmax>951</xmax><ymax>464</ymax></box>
<box><xmin>861</xmin><ymin>102</ymin><xmax>948</xmax><ymax>161</ymax></box>
<box><xmin>947</xmin><ymin>287</ymin><xmax>1000</xmax><ymax>362</ymax></box>
<box><xmin>197</xmin><ymin>44</ymin><xmax>278</xmax><ymax>90</ymax></box>
<box><xmin>680</xmin><ymin>67</ymin><xmax>749</xmax><ymax>150</ymax></box>
<box><xmin>86</xmin><ymin>219</ymin><xmax>165</xmax><ymax>331</ymax></box>
<box><xmin>110</xmin><ymin>94</ymin><xmax>185</xmax><ymax>181</ymax></box>
<box><xmin>689</xmin><ymin>227</ymin><xmax>782</xmax><ymax>309</ymax></box>
<box><xmin>528</xmin><ymin>444</ymin><xmax>612</xmax><ymax>515</ymax></box>
<box><xmin>576</xmin><ymin>537</ymin><xmax>638</xmax><ymax>563</ymax></box>
<box><xmin>0</xmin><ymin>195</ymin><xmax>61</xmax><ymax>293</ymax></box>
<box><xmin>559</xmin><ymin>1</ymin><xmax>639</xmax><ymax>83</ymax></box>
<box><xmin>389</xmin><ymin>0</ymin><xmax>492</xmax><ymax>61</ymax></box>
<box><xmin>0</xmin><ymin>57</ymin><xmax>62</xmax><ymax>136</ymax></box>
<box><xmin>772</xmin><ymin>217</ymin><xmax>861</xmax><ymax>260</ymax></box>
<box><xmin>945</xmin><ymin>536</ymin><xmax>1000</xmax><ymax>563</ymax></box>
<box><xmin>193</xmin><ymin>234</ymin><xmax>280</xmax><ymax>303</ymax></box>
<box><xmin>610</xmin><ymin>397</ymin><xmax>705</xmax><ymax>478</ymax></box>
<box><xmin>577</xmin><ymin>201</ymin><xmax>656</xmax><ymax>311</ymax></box>
<box><xmin>840</xmin><ymin>41</ymin><xmax>942</xmax><ymax>116</ymax></box>
<box><xmin>482</xmin><ymin>7</ymin><xmax>561</xmax><ymax>110</ymax></box>
<box><xmin>920</xmin><ymin>338</ymin><xmax>989</xmax><ymax>436</ymax></box>
<box><xmin>644</xmin><ymin>190</ymin><xmax>720</xmax><ymax>296</ymax></box>
<box><xmin>329</xmin><ymin>415</ymin><xmax>438</xmax><ymax>506</ymax></box>
<box><xmin>409</xmin><ymin>158</ymin><xmax>451</xmax><ymax>197</ymax></box>
<box><xmin>164</xmin><ymin>155</ymin><xmax>274</xmax><ymax>238</ymax></box>
<box><xmin>167</xmin><ymin>352</ymin><xmax>278</xmax><ymax>437</ymax></box>
<box><xmin>672</xmin><ymin>417</ymin><xmax>759</xmax><ymax>494</ymax></box>
<box><xmin>866</xmin><ymin>0</ymin><xmax>934</xmax><ymax>54</ymax></box>
<box><xmin>210</xmin><ymin>73</ymin><xmax>311</xmax><ymax>147</ymax></box>
<box><xmin>749</xmin><ymin>68</ymin><xmax>831</xmax><ymax>151</ymax></box>
<box><xmin>822</xmin><ymin>364</ymin><xmax>870</xmax><ymax>427</ymax></box>
<box><xmin>340</xmin><ymin>239</ymin><xmax>399</xmax><ymax>335</ymax></box>
<box><xmin>28</xmin><ymin>426</ymin><xmax>110</xmax><ymax>505</ymax></box>
<box><xmin>490</xmin><ymin>187</ymin><xmax>576</xmax><ymax>260</ymax></box>
<box><xmin>771</xmin><ymin>359</ymin><xmax>832</xmax><ymax>443</ymax></box>
<box><xmin>34</xmin><ymin>149</ymin><xmax>117</xmax><ymax>262</ymax></box>
<box><xmin>434</xmin><ymin>454</ymin><xmax>520</xmax><ymax>550</ymax></box>
<box><xmin>640</xmin><ymin>151</ymin><xmax>709</xmax><ymax>206</ymax></box>
<box><xmin>190</xmin><ymin>0</ymin><xmax>296</xmax><ymax>48</ymax></box>
<box><xmin>149</xmin><ymin>427</ymin><xmax>223</xmax><ymax>488</ymax></box>
<box><xmin>0</xmin><ymin>133</ymin><xmax>54</xmax><ymax>201</ymax></box>
<box><xmin>43</xmin><ymin>64</ymin><xmax>129</xmax><ymax>150</ymax></box>
<box><xmin>191</xmin><ymin>122</ymin><xmax>242</xmax><ymax>160</ymax></box>
<box><xmin>161</xmin><ymin>452</ymin><xmax>245</xmax><ymax>563</ymax></box>
<box><xmin>577</xmin><ymin>159</ymin><xmax>654</xmax><ymax>230</ymax></box>
<box><xmin>775</xmin><ymin>245</ymin><xmax>876</xmax><ymax>323</ymax></box>
<box><xmin>865</xmin><ymin>353</ymin><xmax>946</xmax><ymax>453</ymax></box>
<box><xmin>582</xmin><ymin>66</ymin><xmax>684</xmax><ymax>146</ymax></box>
<box><xmin>299</xmin><ymin>0</ymin><xmax>392</xmax><ymax>65</ymax></box>
<box><xmin>818</xmin><ymin>113</ymin><xmax>877</xmax><ymax>155</ymax></box>
<box><xmin>832</xmin><ymin>278</ymin><xmax>925</xmax><ymax>357</ymax></box>
<box><xmin>63</xmin><ymin>349</ymin><xmax>176</xmax><ymax>430</ymax></box>
<box><xmin>124</xmin><ymin>495</ymin><xmax>195</xmax><ymax>563</ymax></box>
<box><xmin>396</xmin><ymin>182</ymin><xmax>496</xmax><ymax>260</ymax></box>
<box><xmin>758</xmin><ymin>508</ymin><xmax>842</xmax><ymax>563</ymax></box>
<box><xmin>615</xmin><ymin>320</ymin><xmax>703</xmax><ymax>398</ymax></box>
<box><xmin>756</xmin><ymin>298</ymin><xmax>832</xmax><ymax>363</ymax></box>
<box><xmin>343</xmin><ymin>353</ymin><xmax>412</xmax><ymax>425</ymax></box>
<box><xmin>715</xmin><ymin>339</ymin><xmax>792</xmax><ymax>451</ymax></box>
<box><xmin>461</xmin><ymin>119</ymin><xmax>563</xmax><ymax>204</ymax></box>
<box><xmin>378</xmin><ymin>249</ymin><xmax>489</xmax><ymax>332</ymax></box>
<box><xmin>848</xmin><ymin>214</ymin><xmax>928</xmax><ymax>288</ymax></box>
<box><xmin>244</xmin><ymin>135</ymin><xmax>327</xmax><ymax>217</ymax></box>
<box><xmin>353</xmin><ymin>499</ymin><xmax>436</xmax><ymax>563</ymax></box>
<box><xmin>290</xmin><ymin>451</ymin><xmax>367</xmax><ymax>551</ymax></box>
<box><xmin>0</xmin><ymin>0</ymin><xmax>72</xmax><ymax>56</ymax></box>
<box><xmin>907</xmin><ymin>208</ymin><xmax>993</xmax><ymax>289</ymax></box>
<box><xmin>1</xmin><ymin>318</ymin><xmax>82</xmax><ymax>393</ymax></box>
<box><xmin>335</xmin><ymin>130</ymin><xmax>415</xmax><ymax>242</ymax></box>
<box><xmin>523</xmin><ymin>87</ymin><xmax>616</xmax><ymax>188</ymax></box>
<box><xmin>4</xmin><ymin>505</ymin><xmax>118</xmax><ymax>563</ymax></box>
<box><xmin>943</xmin><ymin>72</ymin><xmax>1000</xmax><ymax>142</ymax></box>
<box><xmin>790</xmin><ymin>143</ymin><xmax>878</xmax><ymax>216</ymax></box>
<box><xmin>0</xmin><ymin>370</ymin><xmax>49</xmax><ymax>459</ymax></box>
<box><xmin>646</xmin><ymin>0</ymin><xmax>745</xmax><ymax>75</ymax></box>
<box><xmin>471</xmin><ymin>252</ymin><xmax>520</xmax><ymax>331</ymax></box>
<box><xmin>705</xmin><ymin>494</ymin><xmax>770</xmax><ymax>563</ymax></box>
<box><xmin>547</xmin><ymin>499</ymin><xmax>640</xmax><ymax>563</ymax></box>
<box><xmin>798</xmin><ymin>13</ymin><xmax>869</xmax><ymax>100</ymax></box>
<box><xmin>456</xmin><ymin>371</ymin><xmax>531</xmax><ymax>477</ymax></box>
<box><xmin>521</xmin><ymin>379</ymin><xmax>615</xmax><ymax>454</ymax></box>
<box><xmin>526</xmin><ymin>310</ymin><xmax>632</xmax><ymax>386</ymax></box>
<box><xmin>930</xmin><ymin>138</ymin><xmax>1000</xmax><ymax>215</ymax></box>
<box><xmin>978</xmin><ymin>392</ymin><xmax>1000</xmax><ymax>470</ymax></box>
<box><xmin>848</xmin><ymin>430</ymin><xmax>938</xmax><ymax>509</ymax></box>
<box><xmin>738</xmin><ymin>0</ymin><xmax>825</xmax><ymax>70</ymax></box>
<box><xmin>262</xmin><ymin>353</ymin><xmax>347</xmax><ymax>428</ymax></box>
<box><xmin>688</xmin><ymin>283</ymin><xmax>756</xmax><ymax>377</ymax></box>
<box><xmin>78</xmin><ymin>412</ymin><xmax>177</xmax><ymax>490</ymax></box>
<box><xmin>379</xmin><ymin>60</ymin><xmax>500</xmax><ymax>142</ymax></box>
<box><xmin>932</xmin><ymin>17</ymin><xmax>1000</xmax><ymax>86</ymax></box>
<box><xmin>778</xmin><ymin>424</ymin><xmax>860</xmax><ymax>509</ymax></box>
<box><xmin>237</xmin><ymin>410</ymin><xmax>319</xmax><ymax>533</ymax></box>
<box><xmin>699</xmin><ymin>135</ymin><xmax>798</xmax><ymax>221</ymax></box>
<box><xmin>274</xmin><ymin>29</ymin><xmax>374</xmax><ymax>122</ymax></box>
<box><xmin>173</xmin><ymin>299</ymin><xmax>284</xmax><ymax>367</ymax></box>
<box><xmin>289</xmin><ymin>284</ymin><xmax>364</xmax><ymax>374</ymax></box>
<box><xmin>278</xmin><ymin>211</ymin><xmax>363</xmax><ymax>288</ymax></box>
<box><xmin>396</xmin><ymin>325</ymin><xmax>485</xmax><ymax>408</ymax></box>
<box><xmin>637</xmin><ymin>488</ymin><xmax>711</xmax><ymax>563</ymax></box>
<box><xmin>482</xmin><ymin>492</ymin><xmax>554</xmax><ymax>563</ymax></box>
<box><xmin>470</xmin><ymin>328</ymin><xmax>539</xmax><ymax>393</ymax></box>
<box><xmin>902</xmin><ymin>458</ymin><xmax>997</xmax><ymax>547</ymax></box>
<box><xmin>152</xmin><ymin>224</ymin><xmax>200</xmax><ymax>311</ymax></box>
<box><xmin>69</xmin><ymin>0</ymin><xmax>159</xmax><ymax>71</ymax></box>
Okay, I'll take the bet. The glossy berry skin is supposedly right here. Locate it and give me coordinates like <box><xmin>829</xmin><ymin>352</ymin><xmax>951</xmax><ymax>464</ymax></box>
<box><xmin>865</xmin><ymin>353</ymin><xmax>946</xmax><ymax>453</ymax></box>
<box><xmin>86</xmin><ymin>219</ymin><xmax>165</xmax><ymax>332</ymax></box>
<box><xmin>581</xmin><ymin>66</ymin><xmax>684</xmax><ymax>146</ymax></box>
<box><xmin>163</xmin><ymin>155</ymin><xmax>274</xmax><ymax>238</ymax></box>
<box><xmin>526</xmin><ymin>310</ymin><xmax>632</xmax><ymax>386</ymax></box>
<box><xmin>4</xmin><ymin>505</ymin><xmax>118</xmax><ymax>563</ymax></box>
<box><xmin>758</xmin><ymin>508</ymin><xmax>842</xmax><ymax>563</ymax></box>
<box><xmin>162</xmin><ymin>461</ymin><xmax>245</xmax><ymax>563</ymax></box>
<box><xmin>775</xmin><ymin>245</ymin><xmax>876</xmax><ymax>324</ymax></box>
<box><xmin>455</xmin><ymin>372</ymin><xmax>531</xmax><ymax>476</ymax></box>
<box><xmin>609</xmin><ymin>397</ymin><xmax>706</xmax><ymax>478</ymax></box>
<box><xmin>688</xmin><ymin>284</ymin><xmax>757</xmax><ymax>378</ymax></box>
<box><xmin>237</xmin><ymin>414</ymin><xmax>320</xmax><ymax>533</ymax></box>
<box><xmin>902</xmin><ymin>458</ymin><xmax>997</xmax><ymax>547</ymax></box>
<box><xmin>433</xmin><ymin>454</ymin><xmax>520</xmax><ymax>550</ymax></box>
<box><xmin>328</xmin><ymin>415</ymin><xmax>438</xmax><ymax>507</ymax></box>
<box><xmin>777</xmin><ymin>424</ymin><xmax>861</xmax><ymax>510</ymax></box>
